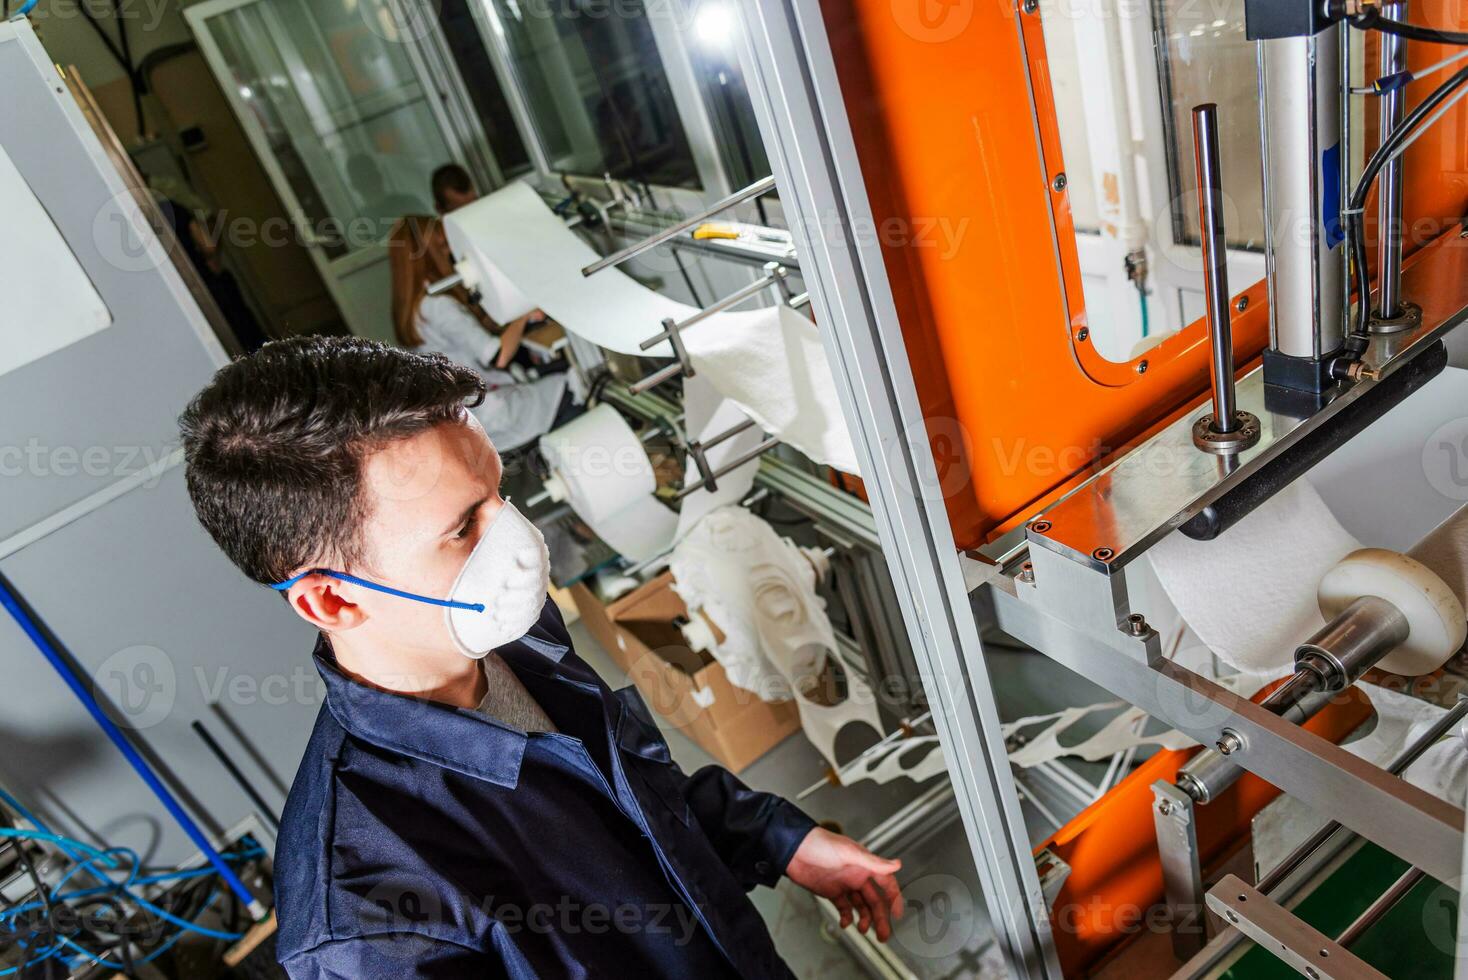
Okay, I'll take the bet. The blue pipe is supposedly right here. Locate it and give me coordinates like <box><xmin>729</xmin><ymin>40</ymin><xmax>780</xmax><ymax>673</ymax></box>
<box><xmin>0</xmin><ymin>575</ymin><xmax>264</xmax><ymax>918</ymax></box>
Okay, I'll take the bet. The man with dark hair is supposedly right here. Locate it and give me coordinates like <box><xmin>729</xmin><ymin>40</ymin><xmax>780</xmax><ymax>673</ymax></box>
<box><xmin>179</xmin><ymin>336</ymin><xmax>903</xmax><ymax>978</ymax></box>
<box><xmin>431</xmin><ymin>162</ymin><xmax>478</xmax><ymax>214</ymax></box>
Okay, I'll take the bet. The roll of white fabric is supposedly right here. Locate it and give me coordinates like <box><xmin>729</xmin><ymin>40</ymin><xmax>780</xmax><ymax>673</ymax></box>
<box><xmin>443</xmin><ymin>183</ymin><xmax>858</xmax><ymax>473</ymax></box>
<box><xmin>1148</xmin><ymin>478</ymin><xmax>1363</xmax><ymax>674</ymax></box>
<box><xmin>537</xmin><ymin>405</ymin><xmax>677</xmax><ymax>562</ymax></box>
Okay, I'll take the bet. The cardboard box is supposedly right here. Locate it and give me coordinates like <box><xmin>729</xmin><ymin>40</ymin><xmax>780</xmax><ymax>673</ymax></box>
<box><xmin>571</xmin><ymin>574</ymin><xmax>801</xmax><ymax>773</ymax></box>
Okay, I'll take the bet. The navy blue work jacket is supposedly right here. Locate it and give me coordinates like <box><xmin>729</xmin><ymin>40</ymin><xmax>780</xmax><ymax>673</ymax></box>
<box><xmin>273</xmin><ymin>599</ymin><xmax>816</xmax><ymax>978</ymax></box>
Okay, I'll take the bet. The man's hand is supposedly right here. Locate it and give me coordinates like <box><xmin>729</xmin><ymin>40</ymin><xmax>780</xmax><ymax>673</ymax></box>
<box><xmin>786</xmin><ymin>827</ymin><xmax>904</xmax><ymax>941</ymax></box>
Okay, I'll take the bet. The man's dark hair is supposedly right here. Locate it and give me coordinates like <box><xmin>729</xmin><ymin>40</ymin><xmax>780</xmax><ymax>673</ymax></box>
<box><xmin>179</xmin><ymin>336</ymin><xmax>485</xmax><ymax>585</ymax></box>
<box><xmin>430</xmin><ymin>163</ymin><xmax>475</xmax><ymax>213</ymax></box>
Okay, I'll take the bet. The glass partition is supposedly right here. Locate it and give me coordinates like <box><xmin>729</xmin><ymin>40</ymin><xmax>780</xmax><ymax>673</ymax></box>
<box><xmin>205</xmin><ymin>0</ymin><xmax>450</xmax><ymax>253</ymax></box>
<box><xmin>486</xmin><ymin>0</ymin><xmax>701</xmax><ymax>189</ymax></box>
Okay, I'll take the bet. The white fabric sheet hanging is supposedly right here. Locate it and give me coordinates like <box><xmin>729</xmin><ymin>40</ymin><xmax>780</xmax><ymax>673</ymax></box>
<box><xmin>537</xmin><ymin>405</ymin><xmax>677</xmax><ymax>562</ymax></box>
<box><xmin>444</xmin><ymin>183</ymin><xmax>858</xmax><ymax>473</ymax></box>
<box><xmin>1147</xmin><ymin>479</ymin><xmax>1363</xmax><ymax>674</ymax></box>
<box><xmin>670</xmin><ymin>507</ymin><xmax>883</xmax><ymax>773</ymax></box>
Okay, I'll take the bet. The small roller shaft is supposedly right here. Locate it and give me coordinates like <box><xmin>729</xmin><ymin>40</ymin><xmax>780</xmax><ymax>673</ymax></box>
<box><xmin>1177</xmin><ymin>596</ymin><xmax>1409</xmax><ymax>804</ymax></box>
<box><xmin>1192</xmin><ymin>103</ymin><xmax>1238</xmax><ymax>433</ymax></box>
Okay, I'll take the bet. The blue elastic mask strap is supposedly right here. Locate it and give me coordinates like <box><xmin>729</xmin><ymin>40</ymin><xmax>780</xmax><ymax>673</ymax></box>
<box><xmin>270</xmin><ymin>569</ymin><xmax>485</xmax><ymax>613</ymax></box>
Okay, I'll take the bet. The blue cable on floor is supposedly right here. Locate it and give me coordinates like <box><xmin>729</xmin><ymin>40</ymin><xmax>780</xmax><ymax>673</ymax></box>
<box><xmin>0</xmin><ymin>574</ymin><xmax>263</xmax><ymax>918</ymax></box>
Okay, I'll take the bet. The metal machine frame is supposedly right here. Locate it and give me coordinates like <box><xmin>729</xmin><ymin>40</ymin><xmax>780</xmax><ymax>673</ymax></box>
<box><xmin>737</xmin><ymin>3</ymin><xmax>1063</xmax><ymax>973</ymax></box>
<box><xmin>735</xmin><ymin>0</ymin><xmax>1468</xmax><ymax>976</ymax></box>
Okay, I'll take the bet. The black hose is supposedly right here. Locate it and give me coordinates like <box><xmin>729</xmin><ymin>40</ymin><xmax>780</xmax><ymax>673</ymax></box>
<box><xmin>1351</xmin><ymin>7</ymin><xmax>1468</xmax><ymax>46</ymax></box>
<box><xmin>1344</xmin><ymin>61</ymin><xmax>1468</xmax><ymax>341</ymax></box>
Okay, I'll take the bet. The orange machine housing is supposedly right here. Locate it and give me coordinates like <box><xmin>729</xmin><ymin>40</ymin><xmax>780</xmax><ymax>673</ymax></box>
<box><xmin>819</xmin><ymin>0</ymin><xmax>1468</xmax><ymax>550</ymax></box>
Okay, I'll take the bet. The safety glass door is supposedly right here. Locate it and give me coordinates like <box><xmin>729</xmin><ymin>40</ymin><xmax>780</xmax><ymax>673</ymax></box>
<box><xmin>187</xmin><ymin>0</ymin><xmax>460</xmax><ymax>342</ymax></box>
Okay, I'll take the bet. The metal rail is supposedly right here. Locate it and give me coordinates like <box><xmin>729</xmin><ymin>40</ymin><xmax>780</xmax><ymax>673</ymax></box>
<box><xmin>581</xmin><ymin>175</ymin><xmax>777</xmax><ymax>276</ymax></box>
<box><xmin>1256</xmin><ymin>695</ymin><xmax>1468</xmax><ymax>893</ymax></box>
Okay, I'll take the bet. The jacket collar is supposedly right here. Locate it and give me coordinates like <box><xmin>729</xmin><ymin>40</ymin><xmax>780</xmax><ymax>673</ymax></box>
<box><xmin>314</xmin><ymin>637</ymin><xmax>526</xmax><ymax>789</ymax></box>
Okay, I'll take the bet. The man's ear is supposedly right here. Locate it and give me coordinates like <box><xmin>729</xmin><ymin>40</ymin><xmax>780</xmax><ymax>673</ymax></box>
<box><xmin>284</xmin><ymin>574</ymin><xmax>368</xmax><ymax>632</ymax></box>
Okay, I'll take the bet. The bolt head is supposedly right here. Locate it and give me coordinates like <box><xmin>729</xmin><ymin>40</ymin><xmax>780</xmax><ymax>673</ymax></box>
<box><xmin>1077</xmin><ymin>327</ymin><xmax>1089</xmax><ymax>342</ymax></box>
<box><xmin>1023</xmin><ymin>0</ymin><xmax>1039</xmax><ymax>11</ymax></box>
<box><xmin>1235</xmin><ymin>295</ymin><xmax>1249</xmax><ymax>313</ymax></box>
<box><xmin>1157</xmin><ymin>799</ymin><xmax>1173</xmax><ymax>815</ymax></box>
<box><xmin>1136</xmin><ymin>359</ymin><xmax>1149</xmax><ymax>374</ymax></box>
<box><xmin>1052</xmin><ymin>172</ymin><xmax>1067</xmax><ymax>192</ymax></box>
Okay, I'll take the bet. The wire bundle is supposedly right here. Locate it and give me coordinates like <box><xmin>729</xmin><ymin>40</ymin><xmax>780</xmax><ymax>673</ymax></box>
<box><xmin>1338</xmin><ymin>12</ymin><xmax>1468</xmax><ymax>352</ymax></box>
<box><xmin>0</xmin><ymin>787</ymin><xmax>262</xmax><ymax>977</ymax></box>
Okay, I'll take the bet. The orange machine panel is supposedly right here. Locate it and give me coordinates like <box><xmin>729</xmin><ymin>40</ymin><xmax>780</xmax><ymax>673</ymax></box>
<box><xmin>1037</xmin><ymin>683</ymin><xmax>1374</xmax><ymax>975</ymax></box>
<box><xmin>820</xmin><ymin>2</ymin><xmax>1468</xmax><ymax>550</ymax></box>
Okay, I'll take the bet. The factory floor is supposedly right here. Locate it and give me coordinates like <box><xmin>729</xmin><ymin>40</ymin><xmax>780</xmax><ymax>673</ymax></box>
<box><xmin>563</xmin><ymin>615</ymin><xmax>1124</xmax><ymax>979</ymax></box>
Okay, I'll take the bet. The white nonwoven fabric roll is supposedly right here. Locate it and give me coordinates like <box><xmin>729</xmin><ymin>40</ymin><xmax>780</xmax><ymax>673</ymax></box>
<box><xmin>444</xmin><ymin>183</ymin><xmax>858</xmax><ymax>473</ymax></box>
<box><xmin>538</xmin><ymin>405</ymin><xmax>677</xmax><ymax>562</ymax></box>
<box><xmin>1148</xmin><ymin>478</ymin><xmax>1362</xmax><ymax>673</ymax></box>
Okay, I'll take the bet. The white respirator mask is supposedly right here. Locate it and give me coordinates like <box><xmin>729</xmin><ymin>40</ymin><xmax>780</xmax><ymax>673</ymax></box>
<box><xmin>271</xmin><ymin>500</ymin><xmax>550</xmax><ymax>658</ymax></box>
<box><xmin>444</xmin><ymin>501</ymin><xmax>551</xmax><ymax>658</ymax></box>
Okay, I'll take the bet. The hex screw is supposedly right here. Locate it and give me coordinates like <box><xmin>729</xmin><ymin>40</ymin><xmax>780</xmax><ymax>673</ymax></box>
<box><xmin>1127</xmin><ymin>613</ymin><xmax>1147</xmax><ymax>636</ymax></box>
<box><xmin>1018</xmin><ymin>561</ymin><xmax>1035</xmax><ymax>584</ymax></box>
<box><xmin>1030</xmin><ymin>520</ymin><xmax>1052</xmax><ymax>534</ymax></box>
<box><xmin>1077</xmin><ymin>327</ymin><xmax>1089</xmax><ymax>342</ymax></box>
<box><xmin>1235</xmin><ymin>295</ymin><xmax>1249</xmax><ymax>313</ymax></box>
<box><xmin>1136</xmin><ymin>359</ymin><xmax>1149</xmax><ymax>375</ymax></box>
<box><xmin>1052</xmin><ymin>172</ymin><xmax>1068</xmax><ymax>192</ymax></box>
<box><xmin>1093</xmin><ymin>547</ymin><xmax>1114</xmax><ymax>562</ymax></box>
<box><xmin>1023</xmin><ymin>0</ymin><xmax>1038</xmax><ymax>12</ymax></box>
<box><xmin>1156</xmin><ymin>799</ymin><xmax>1173</xmax><ymax>816</ymax></box>
<box><xmin>1216</xmin><ymin>730</ymin><xmax>1244</xmax><ymax>755</ymax></box>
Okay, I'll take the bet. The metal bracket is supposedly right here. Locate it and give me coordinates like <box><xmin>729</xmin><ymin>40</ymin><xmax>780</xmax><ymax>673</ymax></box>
<box><xmin>1206</xmin><ymin>875</ymin><xmax>1386</xmax><ymax>979</ymax></box>
<box><xmin>1153</xmin><ymin>780</ymin><xmax>1208</xmax><ymax>960</ymax></box>
<box><xmin>1034</xmin><ymin>847</ymin><xmax>1072</xmax><ymax>909</ymax></box>
<box><xmin>676</xmin><ymin>418</ymin><xmax>781</xmax><ymax>500</ymax></box>
<box><xmin>628</xmin><ymin>266</ymin><xmax>790</xmax><ymax>395</ymax></box>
